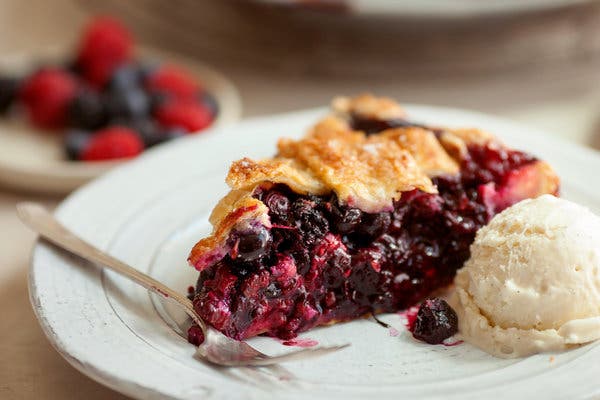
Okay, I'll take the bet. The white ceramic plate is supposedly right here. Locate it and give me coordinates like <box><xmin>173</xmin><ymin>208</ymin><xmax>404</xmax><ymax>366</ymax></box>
<box><xmin>29</xmin><ymin>106</ymin><xmax>600</xmax><ymax>399</ymax></box>
<box><xmin>253</xmin><ymin>0</ymin><xmax>596</xmax><ymax>18</ymax></box>
<box><xmin>0</xmin><ymin>46</ymin><xmax>241</xmax><ymax>194</ymax></box>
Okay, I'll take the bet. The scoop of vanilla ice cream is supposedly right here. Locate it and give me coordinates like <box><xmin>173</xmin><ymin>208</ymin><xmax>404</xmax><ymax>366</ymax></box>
<box><xmin>453</xmin><ymin>194</ymin><xmax>600</xmax><ymax>358</ymax></box>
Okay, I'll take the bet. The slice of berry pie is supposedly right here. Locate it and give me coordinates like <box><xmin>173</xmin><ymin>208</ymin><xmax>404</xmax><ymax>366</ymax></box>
<box><xmin>187</xmin><ymin>94</ymin><xmax>559</xmax><ymax>343</ymax></box>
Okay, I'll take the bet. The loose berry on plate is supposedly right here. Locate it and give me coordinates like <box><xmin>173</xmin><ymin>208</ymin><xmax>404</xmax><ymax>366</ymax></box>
<box><xmin>19</xmin><ymin>69</ymin><xmax>77</xmax><ymax>129</ymax></box>
<box><xmin>0</xmin><ymin>76</ymin><xmax>20</xmax><ymax>113</ymax></box>
<box><xmin>187</xmin><ymin>325</ymin><xmax>205</xmax><ymax>346</ymax></box>
<box><xmin>77</xmin><ymin>16</ymin><xmax>133</xmax><ymax>87</ymax></box>
<box><xmin>68</xmin><ymin>89</ymin><xmax>107</xmax><ymax>129</ymax></box>
<box><xmin>64</xmin><ymin>129</ymin><xmax>92</xmax><ymax>160</ymax></box>
<box><xmin>154</xmin><ymin>99</ymin><xmax>213</xmax><ymax>132</ymax></box>
<box><xmin>81</xmin><ymin>126</ymin><xmax>143</xmax><ymax>161</ymax></box>
<box><xmin>146</xmin><ymin>65</ymin><xmax>200</xmax><ymax>100</ymax></box>
<box><xmin>411</xmin><ymin>298</ymin><xmax>458</xmax><ymax>344</ymax></box>
<box><xmin>105</xmin><ymin>87</ymin><xmax>150</xmax><ymax>120</ymax></box>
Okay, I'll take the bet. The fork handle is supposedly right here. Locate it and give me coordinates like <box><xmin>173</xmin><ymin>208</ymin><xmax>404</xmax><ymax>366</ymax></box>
<box><xmin>17</xmin><ymin>202</ymin><xmax>206</xmax><ymax>330</ymax></box>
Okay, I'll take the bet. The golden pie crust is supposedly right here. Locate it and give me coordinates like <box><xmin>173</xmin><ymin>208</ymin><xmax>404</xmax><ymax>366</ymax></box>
<box><xmin>188</xmin><ymin>95</ymin><xmax>559</xmax><ymax>270</ymax></box>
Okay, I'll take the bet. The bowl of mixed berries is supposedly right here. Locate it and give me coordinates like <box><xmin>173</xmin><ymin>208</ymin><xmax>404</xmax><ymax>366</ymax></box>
<box><xmin>0</xmin><ymin>16</ymin><xmax>240</xmax><ymax>193</ymax></box>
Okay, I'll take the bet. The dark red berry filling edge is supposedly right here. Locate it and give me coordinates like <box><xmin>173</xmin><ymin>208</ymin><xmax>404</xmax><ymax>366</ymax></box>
<box><xmin>189</xmin><ymin>136</ymin><xmax>539</xmax><ymax>341</ymax></box>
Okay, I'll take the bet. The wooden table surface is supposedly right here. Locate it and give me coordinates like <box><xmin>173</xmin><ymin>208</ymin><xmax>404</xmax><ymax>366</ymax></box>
<box><xmin>1</xmin><ymin>0</ymin><xmax>599</xmax><ymax>399</ymax></box>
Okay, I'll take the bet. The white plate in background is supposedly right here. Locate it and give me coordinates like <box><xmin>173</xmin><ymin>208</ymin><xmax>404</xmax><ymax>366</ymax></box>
<box><xmin>253</xmin><ymin>0</ymin><xmax>596</xmax><ymax>18</ymax></box>
<box><xmin>0</xmin><ymin>46</ymin><xmax>241</xmax><ymax>194</ymax></box>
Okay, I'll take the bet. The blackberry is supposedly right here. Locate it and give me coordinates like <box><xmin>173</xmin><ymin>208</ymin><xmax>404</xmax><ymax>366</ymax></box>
<box><xmin>292</xmin><ymin>198</ymin><xmax>329</xmax><ymax>243</ymax></box>
<box><xmin>68</xmin><ymin>90</ymin><xmax>107</xmax><ymax>129</ymax></box>
<box><xmin>0</xmin><ymin>77</ymin><xmax>19</xmax><ymax>113</ymax></box>
<box><xmin>411</xmin><ymin>298</ymin><xmax>458</xmax><ymax>344</ymax></box>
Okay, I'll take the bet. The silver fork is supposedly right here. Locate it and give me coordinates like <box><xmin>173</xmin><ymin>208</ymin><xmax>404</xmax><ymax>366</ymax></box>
<box><xmin>17</xmin><ymin>202</ymin><xmax>349</xmax><ymax>367</ymax></box>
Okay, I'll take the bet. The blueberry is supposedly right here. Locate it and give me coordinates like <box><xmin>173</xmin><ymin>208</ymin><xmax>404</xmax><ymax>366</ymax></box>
<box><xmin>138</xmin><ymin>62</ymin><xmax>159</xmax><ymax>82</ymax></box>
<box><xmin>347</xmin><ymin>248</ymin><xmax>383</xmax><ymax>305</ymax></box>
<box><xmin>123</xmin><ymin>118</ymin><xmax>159</xmax><ymax>147</ymax></box>
<box><xmin>263</xmin><ymin>191</ymin><xmax>290</xmax><ymax>221</ymax></box>
<box><xmin>0</xmin><ymin>77</ymin><xmax>19</xmax><ymax>113</ymax></box>
<box><xmin>68</xmin><ymin>90</ymin><xmax>107</xmax><ymax>129</ymax></box>
<box><xmin>411</xmin><ymin>298</ymin><xmax>458</xmax><ymax>344</ymax></box>
<box><xmin>230</xmin><ymin>226</ymin><xmax>272</xmax><ymax>262</ymax></box>
<box><xmin>443</xmin><ymin>211</ymin><xmax>478</xmax><ymax>234</ymax></box>
<box><xmin>105</xmin><ymin>87</ymin><xmax>151</xmax><ymax>120</ymax></box>
<box><xmin>64</xmin><ymin>129</ymin><xmax>92</xmax><ymax>160</ymax></box>
<box><xmin>332</xmin><ymin>206</ymin><xmax>362</xmax><ymax>234</ymax></box>
<box><xmin>199</xmin><ymin>91</ymin><xmax>219</xmax><ymax>117</ymax></box>
<box><xmin>107</xmin><ymin>64</ymin><xmax>143</xmax><ymax>92</ymax></box>
<box><xmin>324</xmin><ymin>248</ymin><xmax>351</xmax><ymax>288</ymax></box>
<box><xmin>359</xmin><ymin>212</ymin><xmax>391</xmax><ymax>238</ymax></box>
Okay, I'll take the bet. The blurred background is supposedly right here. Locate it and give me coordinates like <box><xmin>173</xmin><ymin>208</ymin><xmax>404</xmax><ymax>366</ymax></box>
<box><xmin>4</xmin><ymin>0</ymin><xmax>600</xmax><ymax>141</ymax></box>
<box><xmin>2</xmin><ymin>0</ymin><xmax>600</xmax><ymax>398</ymax></box>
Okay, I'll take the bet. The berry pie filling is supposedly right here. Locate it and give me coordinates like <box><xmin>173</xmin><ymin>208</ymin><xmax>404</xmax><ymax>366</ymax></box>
<box><xmin>189</xmin><ymin>140</ymin><xmax>549</xmax><ymax>341</ymax></box>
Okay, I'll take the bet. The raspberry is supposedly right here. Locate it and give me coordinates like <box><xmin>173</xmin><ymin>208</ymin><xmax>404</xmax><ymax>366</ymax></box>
<box><xmin>77</xmin><ymin>16</ymin><xmax>133</xmax><ymax>87</ymax></box>
<box><xmin>146</xmin><ymin>65</ymin><xmax>200</xmax><ymax>100</ymax></box>
<box><xmin>154</xmin><ymin>100</ymin><xmax>213</xmax><ymax>133</ymax></box>
<box><xmin>20</xmin><ymin>69</ymin><xmax>77</xmax><ymax>129</ymax></box>
<box><xmin>81</xmin><ymin>126</ymin><xmax>143</xmax><ymax>161</ymax></box>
